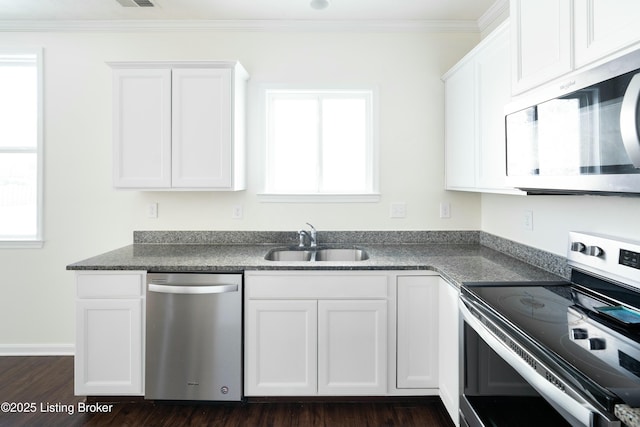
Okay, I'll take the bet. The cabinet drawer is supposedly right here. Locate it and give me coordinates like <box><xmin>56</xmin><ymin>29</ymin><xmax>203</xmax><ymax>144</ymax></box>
<box><xmin>77</xmin><ymin>272</ymin><xmax>145</xmax><ymax>299</ymax></box>
<box><xmin>246</xmin><ymin>273</ymin><xmax>388</xmax><ymax>299</ymax></box>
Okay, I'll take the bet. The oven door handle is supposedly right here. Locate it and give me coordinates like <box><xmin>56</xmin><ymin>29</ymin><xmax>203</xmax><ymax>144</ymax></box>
<box><xmin>459</xmin><ymin>298</ymin><xmax>601</xmax><ymax>427</ymax></box>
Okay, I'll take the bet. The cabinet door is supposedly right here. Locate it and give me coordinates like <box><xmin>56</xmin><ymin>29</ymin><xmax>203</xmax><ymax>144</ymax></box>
<box><xmin>245</xmin><ymin>300</ymin><xmax>317</xmax><ymax>396</ymax></box>
<box><xmin>113</xmin><ymin>68</ymin><xmax>171</xmax><ymax>188</ymax></box>
<box><xmin>511</xmin><ymin>0</ymin><xmax>572</xmax><ymax>94</ymax></box>
<box><xmin>172</xmin><ymin>68</ymin><xmax>233</xmax><ymax>188</ymax></box>
<box><xmin>476</xmin><ymin>24</ymin><xmax>513</xmax><ymax>192</ymax></box>
<box><xmin>574</xmin><ymin>0</ymin><xmax>640</xmax><ymax>68</ymax></box>
<box><xmin>318</xmin><ymin>300</ymin><xmax>387</xmax><ymax>395</ymax></box>
<box><xmin>438</xmin><ymin>279</ymin><xmax>460</xmax><ymax>426</ymax></box>
<box><xmin>444</xmin><ymin>59</ymin><xmax>476</xmax><ymax>190</ymax></box>
<box><xmin>75</xmin><ymin>299</ymin><xmax>143</xmax><ymax>395</ymax></box>
<box><xmin>397</xmin><ymin>276</ymin><xmax>438</xmax><ymax>389</ymax></box>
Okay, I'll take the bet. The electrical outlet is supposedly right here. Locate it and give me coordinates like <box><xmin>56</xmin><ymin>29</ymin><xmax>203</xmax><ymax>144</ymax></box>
<box><xmin>523</xmin><ymin>210</ymin><xmax>533</xmax><ymax>231</ymax></box>
<box><xmin>147</xmin><ymin>203</ymin><xmax>158</xmax><ymax>219</ymax></box>
<box><xmin>390</xmin><ymin>202</ymin><xmax>407</xmax><ymax>218</ymax></box>
<box><xmin>439</xmin><ymin>202</ymin><xmax>451</xmax><ymax>219</ymax></box>
<box><xmin>232</xmin><ymin>205</ymin><xmax>243</xmax><ymax>219</ymax></box>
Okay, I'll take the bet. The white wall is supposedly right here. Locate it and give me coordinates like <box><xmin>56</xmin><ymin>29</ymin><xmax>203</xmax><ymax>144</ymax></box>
<box><xmin>481</xmin><ymin>193</ymin><xmax>640</xmax><ymax>256</ymax></box>
<box><xmin>0</xmin><ymin>29</ymin><xmax>480</xmax><ymax>349</ymax></box>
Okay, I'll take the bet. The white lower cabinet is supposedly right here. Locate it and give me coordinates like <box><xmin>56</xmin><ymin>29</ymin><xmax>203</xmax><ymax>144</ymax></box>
<box><xmin>245</xmin><ymin>300</ymin><xmax>318</xmax><ymax>395</ymax></box>
<box><xmin>438</xmin><ymin>278</ymin><xmax>460</xmax><ymax>426</ymax></box>
<box><xmin>74</xmin><ymin>271</ymin><xmax>146</xmax><ymax>396</ymax></box>
<box><xmin>318</xmin><ymin>300</ymin><xmax>387</xmax><ymax>395</ymax></box>
<box><xmin>244</xmin><ymin>271</ymin><xmax>440</xmax><ymax>398</ymax></box>
<box><xmin>396</xmin><ymin>275</ymin><xmax>439</xmax><ymax>389</ymax></box>
<box><xmin>244</xmin><ymin>271</ymin><xmax>388</xmax><ymax>396</ymax></box>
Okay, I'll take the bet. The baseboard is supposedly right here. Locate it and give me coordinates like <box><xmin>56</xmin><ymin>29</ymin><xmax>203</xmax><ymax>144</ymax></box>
<box><xmin>0</xmin><ymin>344</ymin><xmax>74</xmax><ymax>356</ymax></box>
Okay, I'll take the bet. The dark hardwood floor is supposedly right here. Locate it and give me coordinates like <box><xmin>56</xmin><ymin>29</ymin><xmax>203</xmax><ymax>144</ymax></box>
<box><xmin>0</xmin><ymin>356</ymin><xmax>455</xmax><ymax>427</ymax></box>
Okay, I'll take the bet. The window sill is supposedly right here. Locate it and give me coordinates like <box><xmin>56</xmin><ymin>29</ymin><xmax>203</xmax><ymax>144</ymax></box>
<box><xmin>258</xmin><ymin>193</ymin><xmax>381</xmax><ymax>203</ymax></box>
<box><xmin>0</xmin><ymin>240</ymin><xmax>44</xmax><ymax>249</ymax></box>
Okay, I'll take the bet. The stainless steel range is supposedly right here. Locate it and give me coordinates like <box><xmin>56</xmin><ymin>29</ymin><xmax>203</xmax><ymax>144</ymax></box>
<box><xmin>460</xmin><ymin>232</ymin><xmax>640</xmax><ymax>427</ymax></box>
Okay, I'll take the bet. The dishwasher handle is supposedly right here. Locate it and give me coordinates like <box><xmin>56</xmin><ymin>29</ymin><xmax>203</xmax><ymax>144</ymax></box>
<box><xmin>148</xmin><ymin>283</ymin><xmax>238</xmax><ymax>295</ymax></box>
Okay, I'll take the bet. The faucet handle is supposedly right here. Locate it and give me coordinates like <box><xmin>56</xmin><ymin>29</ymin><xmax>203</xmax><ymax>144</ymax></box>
<box><xmin>298</xmin><ymin>230</ymin><xmax>309</xmax><ymax>248</ymax></box>
<box><xmin>305</xmin><ymin>223</ymin><xmax>317</xmax><ymax>247</ymax></box>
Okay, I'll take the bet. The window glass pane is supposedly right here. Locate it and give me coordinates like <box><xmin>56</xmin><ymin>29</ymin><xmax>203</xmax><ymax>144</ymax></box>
<box><xmin>270</xmin><ymin>98</ymin><xmax>318</xmax><ymax>192</ymax></box>
<box><xmin>265</xmin><ymin>89</ymin><xmax>374</xmax><ymax>196</ymax></box>
<box><xmin>322</xmin><ymin>98</ymin><xmax>368</xmax><ymax>192</ymax></box>
<box><xmin>0</xmin><ymin>153</ymin><xmax>37</xmax><ymax>237</ymax></box>
<box><xmin>0</xmin><ymin>63</ymin><xmax>37</xmax><ymax>149</ymax></box>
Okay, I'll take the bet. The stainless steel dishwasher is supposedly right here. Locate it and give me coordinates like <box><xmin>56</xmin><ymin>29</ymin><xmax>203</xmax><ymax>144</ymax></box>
<box><xmin>145</xmin><ymin>273</ymin><xmax>242</xmax><ymax>401</ymax></box>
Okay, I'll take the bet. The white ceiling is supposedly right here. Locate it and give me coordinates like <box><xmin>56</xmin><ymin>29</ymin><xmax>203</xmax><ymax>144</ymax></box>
<box><xmin>0</xmin><ymin>0</ymin><xmax>498</xmax><ymax>23</ymax></box>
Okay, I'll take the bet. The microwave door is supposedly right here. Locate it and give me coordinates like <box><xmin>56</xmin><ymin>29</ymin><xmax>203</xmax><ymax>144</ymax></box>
<box><xmin>620</xmin><ymin>72</ymin><xmax>640</xmax><ymax>168</ymax></box>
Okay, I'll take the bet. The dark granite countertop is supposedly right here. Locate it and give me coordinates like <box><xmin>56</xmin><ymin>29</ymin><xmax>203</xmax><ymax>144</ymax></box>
<box><xmin>67</xmin><ymin>230</ymin><xmax>568</xmax><ymax>288</ymax></box>
<box><xmin>67</xmin><ymin>230</ymin><xmax>640</xmax><ymax>424</ymax></box>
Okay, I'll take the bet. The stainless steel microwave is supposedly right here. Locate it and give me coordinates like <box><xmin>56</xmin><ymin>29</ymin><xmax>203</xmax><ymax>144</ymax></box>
<box><xmin>505</xmin><ymin>48</ymin><xmax>640</xmax><ymax>195</ymax></box>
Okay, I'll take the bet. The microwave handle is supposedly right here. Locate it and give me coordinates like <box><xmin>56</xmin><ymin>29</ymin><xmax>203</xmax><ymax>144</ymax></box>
<box><xmin>620</xmin><ymin>73</ymin><xmax>640</xmax><ymax>168</ymax></box>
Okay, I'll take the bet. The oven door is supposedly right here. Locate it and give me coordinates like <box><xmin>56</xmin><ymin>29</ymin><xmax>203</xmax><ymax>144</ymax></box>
<box><xmin>459</xmin><ymin>296</ymin><xmax>619</xmax><ymax>427</ymax></box>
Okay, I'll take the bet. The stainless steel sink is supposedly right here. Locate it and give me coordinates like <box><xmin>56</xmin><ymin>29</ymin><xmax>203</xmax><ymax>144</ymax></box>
<box><xmin>264</xmin><ymin>248</ymin><xmax>313</xmax><ymax>261</ymax></box>
<box><xmin>264</xmin><ymin>247</ymin><xmax>369</xmax><ymax>262</ymax></box>
<box><xmin>315</xmin><ymin>248</ymin><xmax>369</xmax><ymax>261</ymax></box>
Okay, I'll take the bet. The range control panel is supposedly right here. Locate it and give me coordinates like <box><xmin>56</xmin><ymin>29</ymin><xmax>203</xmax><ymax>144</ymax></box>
<box><xmin>568</xmin><ymin>232</ymin><xmax>640</xmax><ymax>291</ymax></box>
<box><xmin>620</xmin><ymin>249</ymin><xmax>640</xmax><ymax>270</ymax></box>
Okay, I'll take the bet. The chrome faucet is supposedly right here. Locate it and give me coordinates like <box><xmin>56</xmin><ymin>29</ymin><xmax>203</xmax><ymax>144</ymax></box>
<box><xmin>297</xmin><ymin>223</ymin><xmax>317</xmax><ymax>248</ymax></box>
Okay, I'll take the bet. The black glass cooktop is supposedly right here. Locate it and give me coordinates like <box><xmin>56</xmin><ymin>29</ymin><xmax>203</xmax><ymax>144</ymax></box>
<box><xmin>462</xmin><ymin>277</ymin><xmax>640</xmax><ymax>410</ymax></box>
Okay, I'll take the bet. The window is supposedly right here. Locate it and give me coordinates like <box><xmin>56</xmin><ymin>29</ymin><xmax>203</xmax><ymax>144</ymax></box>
<box><xmin>0</xmin><ymin>49</ymin><xmax>43</xmax><ymax>247</ymax></box>
<box><xmin>263</xmin><ymin>88</ymin><xmax>378</xmax><ymax>201</ymax></box>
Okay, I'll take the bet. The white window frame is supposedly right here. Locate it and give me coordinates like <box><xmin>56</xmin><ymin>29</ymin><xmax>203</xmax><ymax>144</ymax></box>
<box><xmin>0</xmin><ymin>48</ymin><xmax>44</xmax><ymax>248</ymax></box>
<box><xmin>259</xmin><ymin>85</ymin><xmax>380</xmax><ymax>203</ymax></box>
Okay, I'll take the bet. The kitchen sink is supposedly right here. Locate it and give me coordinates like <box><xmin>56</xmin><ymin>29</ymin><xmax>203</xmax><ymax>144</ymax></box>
<box><xmin>264</xmin><ymin>247</ymin><xmax>369</xmax><ymax>262</ymax></box>
<box><xmin>264</xmin><ymin>248</ymin><xmax>314</xmax><ymax>261</ymax></box>
<box><xmin>315</xmin><ymin>248</ymin><xmax>369</xmax><ymax>261</ymax></box>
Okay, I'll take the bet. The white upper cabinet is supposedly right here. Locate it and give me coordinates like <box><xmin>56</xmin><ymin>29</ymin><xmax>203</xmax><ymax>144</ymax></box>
<box><xmin>510</xmin><ymin>0</ymin><xmax>572</xmax><ymax>94</ymax></box>
<box><xmin>110</xmin><ymin>61</ymin><xmax>248</xmax><ymax>190</ymax></box>
<box><xmin>443</xmin><ymin>22</ymin><xmax>521</xmax><ymax>194</ymax></box>
<box><xmin>574</xmin><ymin>0</ymin><xmax>640</xmax><ymax>68</ymax></box>
<box><xmin>475</xmin><ymin>25</ymin><xmax>514</xmax><ymax>191</ymax></box>
<box><xmin>444</xmin><ymin>57</ymin><xmax>476</xmax><ymax>190</ymax></box>
<box><xmin>112</xmin><ymin>68</ymin><xmax>172</xmax><ymax>188</ymax></box>
<box><xmin>512</xmin><ymin>0</ymin><xmax>640</xmax><ymax>94</ymax></box>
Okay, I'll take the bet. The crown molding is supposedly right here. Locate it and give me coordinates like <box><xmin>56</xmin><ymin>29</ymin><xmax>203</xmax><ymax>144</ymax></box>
<box><xmin>477</xmin><ymin>0</ymin><xmax>509</xmax><ymax>33</ymax></box>
<box><xmin>0</xmin><ymin>18</ymin><xmax>481</xmax><ymax>33</ymax></box>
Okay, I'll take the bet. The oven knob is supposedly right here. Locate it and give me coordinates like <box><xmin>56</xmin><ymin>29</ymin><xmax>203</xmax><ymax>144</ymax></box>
<box><xmin>586</xmin><ymin>246</ymin><xmax>605</xmax><ymax>258</ymax></box>
<box><xmin>571</xmin><ymin>328</ymin><xmax>588</xmax><ymax>340</ymax></box>
<box><xmin>570</xmin><ymin>242</ymin><xmax>586</xmax><ymax>253</ymax></box>
<box><xmin>589</xmin><ymin>338</ymin><xmax>606</xmax><ymax>350</ymax></box>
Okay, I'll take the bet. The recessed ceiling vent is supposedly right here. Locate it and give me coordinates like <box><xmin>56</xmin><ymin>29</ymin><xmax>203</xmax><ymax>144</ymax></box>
<box><xmin>115</xmin><ymin>0</ymin><xmax>155</xmax><ymax>7</ymax></box>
